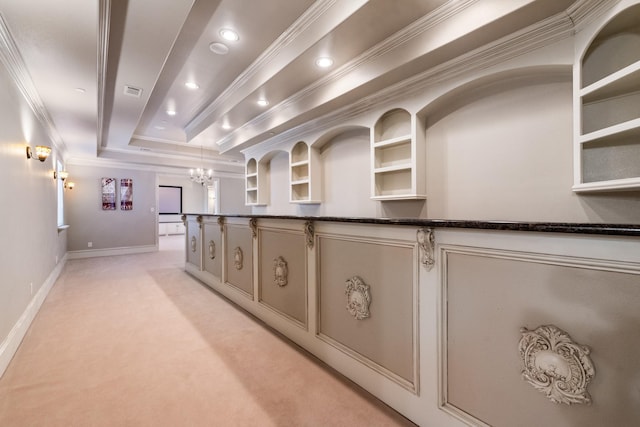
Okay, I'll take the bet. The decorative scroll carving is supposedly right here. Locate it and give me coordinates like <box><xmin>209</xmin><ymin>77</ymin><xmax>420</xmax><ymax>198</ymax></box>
<box><xmin>190</xmin><ymin>236</ymin><xmax>197</xmax><ymax>253</ymax></box>
<box><xmin>249</xmin><ymin>218</ymin><xmax>258</xmax><ymax>238</ymax></box>
<box><xmin>196</xmin><ymin>215</ymin><xmax>203</xmax><ymax>229</ymax></box>
<box><xmin>345</xmin><ymin>276</ymin><xmax>371</xmax><ymax>320</ymax></box>
<box><xmin>208</xmin><ymin>240</ymin><xmax>216</xmax><ymax>260</ymax></box>
<box><xmin>180</xmin><ymin>214</ymin><xmax>186</xmax><ymax>225</ymax></box>
<box><xmin>519</xmin><ymin>325</ymin><xmax>595</xmax><ymax>405</ymax></box>
<box><xmin>233</xmin><ymin>247</ymin><xmax>243</xmax><ymax>270</ymax></box>
<box><xmin>273</xmin><ymin>256</ymin><xmax>288</xmax><ymax>287</ymax></box>
<box><xmin>217</xmin><ymin>216</ymin><xmax>225</xmax><ymax>233</ymax></box>
<box><xmin>304</xmin><ymin>221</ymin><xmax>314</xmax><ymax>248</ymax></box>
<box><xmin>417</xmin><ymin>228</ymin><xmax>435</xmax><ymax>270</ymax></box>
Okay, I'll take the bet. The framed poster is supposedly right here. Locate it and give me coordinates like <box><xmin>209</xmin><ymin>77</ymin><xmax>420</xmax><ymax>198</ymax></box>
<box><xmin>120</xmin><ymin>178</ymin><xmax>133</xmax><ymax>210</ymax></box>
<box><xmin>101</xmin><ymin>177</ymin><xmax>116</xmax><ymax>210</ymax></box>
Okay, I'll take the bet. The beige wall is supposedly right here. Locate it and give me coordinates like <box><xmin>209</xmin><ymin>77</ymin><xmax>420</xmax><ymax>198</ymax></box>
<box><xmin>0</xmin><ymin>60</ymin><xmax>65</xmax><ymax>346</ymax></box>
<box><xmin>65</xmin><ymin>164</ymin><xmax>157</xmax><ymax>251</ymax></box>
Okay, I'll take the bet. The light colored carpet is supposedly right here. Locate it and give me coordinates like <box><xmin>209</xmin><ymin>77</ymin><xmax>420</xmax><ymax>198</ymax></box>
<box><xmin>0</xmin><ymin>236</ymin><xmax>415</xmax><ymax>426</ymax></box>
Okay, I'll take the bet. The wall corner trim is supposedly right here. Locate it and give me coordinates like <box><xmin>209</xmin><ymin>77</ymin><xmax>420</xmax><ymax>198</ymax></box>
<box><xmin>67</xmin><ymin>244</ymin><xmax>157</xmax><ymax>259</ymax></box>
<box><xmin>0</xmin><ymin>253</ymin><xmax>68</xmax><ymax>378</ymax></box>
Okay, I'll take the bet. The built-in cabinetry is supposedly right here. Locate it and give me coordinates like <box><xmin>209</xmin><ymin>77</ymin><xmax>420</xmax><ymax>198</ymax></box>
<box><xmin>289</xmin><ymin>141</ymin><xmax>321</xmax><ymax>203</ymax></box>
<box><xmin>371</xmin><ymin>108</ymin><xmax>426</xmax><ymax>200</ymax></box>
<box><xmin>574</xmin><ymin>3</ymin><xmax>640</xmax><ymax>192</ymax></box>
<box><xmin>159</xmin><ymin>222</ymin><xmax>185</xmax><ymax>236</ymax></box>
<box><xmin>245</xmin><ymin>158</ymin><xmax>269</xmax><ymax>205</ymax></box>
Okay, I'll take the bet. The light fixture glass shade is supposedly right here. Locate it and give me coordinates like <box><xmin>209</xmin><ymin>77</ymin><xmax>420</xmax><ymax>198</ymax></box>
<box><xmin>66</xmin><ymin>182</ymin><xmax>75</xmax><ymax>190</ymax></box>
<box><xmin>190</xmin><ymin>145</ymin><xmax>214</xmax><ymax>186</ymax></box>
<box><xmin>59</xmin><ymin>170</ymin><xmax>69</xmax><ymax>181</ymax></box>
<box><xmin>35</xmin><ymin>145</ymin><xmax>52</xmax><ymax>162</ymax></box>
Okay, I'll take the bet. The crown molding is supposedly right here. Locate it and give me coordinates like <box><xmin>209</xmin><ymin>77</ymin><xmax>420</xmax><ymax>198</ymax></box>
<box><xmin>185</xmin><ymin>0</ymin><xmax>341</xmax><ymax>138</ymax></box>
<box><xmin>97</xmin><ymin>145</ymin><xmax>244</xmax><ymax>168</ymax></box>
<box><xmin>221</xmin><ymin>3</ymin><xmax>578</xmax><ymax>155</ymax></box>
<box><xmin>218</xmin><ymin>0</ymin><xmax>479</xmax><ymax>151</ymax></box>
<box><xmin>97</xmin><ymin>0</ymin><xmax>110</xmax><ymax>150</ymax></box>
<box><xmin>67</xmin><ymin>151</ymin><xmax>244</xmax><ymax>179</ymax></box>
<box><xmin>0</xmin><ymin>13</ymin><xmax>67</xmax><ymax>155</ymax></box>
<box><xmin>566</xmin><ymin>0</ymin><xmax>622</xmax><ymax>32</ymax></box>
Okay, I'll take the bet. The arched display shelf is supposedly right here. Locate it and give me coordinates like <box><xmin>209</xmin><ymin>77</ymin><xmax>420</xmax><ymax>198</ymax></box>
<box><xmin>574</xmin><ymin>2</ymin><xmax>640</xmax><ymax>192</ymax></box>
<box><xmin>371</xmin><ymin>108</ymin><xmax>426</xmax><ymax>200</ymax></box>
<box><xmin>289</xmin><ymin>141</ymin><xmax>321</xmax><ymax>204</ymax></box>
<box><xmin>245</xmin><ymin>157</ymin><xmax>269</xmax><ymax>206</ymax></box>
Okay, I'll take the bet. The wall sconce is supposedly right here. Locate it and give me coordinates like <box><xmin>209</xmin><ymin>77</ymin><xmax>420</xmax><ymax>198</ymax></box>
<box><xmin>26</xmin><ymin>145</ymin><xmax>52</xmax><ymax>162</ymax></box>
<box><xmin>53</xmin><ymin>170</ymin><xmax>69</xmax><ymax>181</ymax></box>
<box><xmin>65</xmin><ymin>181</ymin><xmax>75</xmax><ymax>190</ymax></box>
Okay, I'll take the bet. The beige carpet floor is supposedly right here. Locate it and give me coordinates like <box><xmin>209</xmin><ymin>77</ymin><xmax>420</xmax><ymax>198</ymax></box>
<box><xmin>0</xmin><ymin>236</ymin><xmax>415</xmax><ymax>427</ymax></box>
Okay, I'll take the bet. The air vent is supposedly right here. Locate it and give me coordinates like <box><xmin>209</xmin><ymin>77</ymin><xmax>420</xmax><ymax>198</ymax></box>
<box><xmin>123</xmin><ymin>85</ymin><xmax>143</xmax><ymax>98</ymax></box>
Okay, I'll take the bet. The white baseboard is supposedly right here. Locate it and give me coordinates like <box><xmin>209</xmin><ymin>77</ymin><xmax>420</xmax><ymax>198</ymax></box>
<box><xmin>0</xmin><ymin>253</ymin><xmax>68</xmax><ymax>378</ymax></box>
<box><xmin>67</xmin><ymin>244</ymin><xmax>157</xmax><ymax>259</ymax></box>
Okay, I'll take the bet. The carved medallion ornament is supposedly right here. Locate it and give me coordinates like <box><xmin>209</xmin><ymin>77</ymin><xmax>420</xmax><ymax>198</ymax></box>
<box><xmin>190</xmin><ymin>236</ymin><xmax>197</xmax><ymax>253</ymax></box>
<box><xmin>217</xmin><ymin>216</ymin><xmax>225</xmax><ymax>232</ymax></box>
<box><xmin>273</xmin><ymin>256</ymin><xmax>288</xmax><ymax>287</ymax></box>
<box><xmin>345</xmin><ymin>276</ymin><xmax>371</xmax><ymax>320</ymax></box>
<box><xmin>196</xmin><ymin>215</ymin><xmax>203</xmax><ymax>229</ymax></box>
<box><xmin>234</xmin><ymin>247</ymin><xmax>243</xmax><ymax>270</ymax></box>
<box><xmin>208</xmin><ymin>240</ymin><xmax>216</xmax><ymax>259</ymax></box>
<box><xmin>417</xmin><ymin>228</ymin><xmax>435</xmax><ymax>271</ymax></box>
<box><xmin>304</xmin><ymin>221</ymin><xmax>314</xmax><ymax>248</ymax></box>
<box><xmin>249</xmin><ymin>218</ymin><xmax>258</xmax><ymax>238</ymax></box>
<box><xmin>519</xmin><ymin>325</ymin><xmax>595</xmax><ymax>405</ymax></box>
<box><xmin>180</xmin><ymin>214</ymin><xmax>186</xmax><ymax>225</ymax></box>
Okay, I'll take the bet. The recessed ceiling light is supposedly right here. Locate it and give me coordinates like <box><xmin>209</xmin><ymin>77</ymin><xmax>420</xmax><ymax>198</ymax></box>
<box><xmin>257</xmin><ymin>98</ymin><xmax>269</xmax><ymax>107</ymax></box>
<box><xmin>166</xmin><ymin>110</ymin><xmax>177</xmax><ymax>116</ymax></box>
<box><xmin>209</xmin><ymin>42</ymin><xmax>229</xmax><ymax>55</ymax></box>
<box><xmin>154</xmin><ymin>125</ymin><xmax>166</xmax><ymax>130</ymax></box>
<box><xmin>220</xmin><ymin>28</ymin><xmax>239</xmax><ymax>42</ymax></box>
<box><xmin>222</xmin><ymin>123</ymin><xmax>231</xmax><ymax>130</ymax></box>
<box><xmin>185</xmin><ymin>82</ymin><xmax>199</xmax><ymax>90</ymax></box>
<box><xmin>75</xmin><ymin>87</ymin><xmax>86</xmax><ymax>93</ymax></box>
<box><xmin>315</xmin><ymin>57</ymin><xmax>334</xmax><ymax>68</ymax></box>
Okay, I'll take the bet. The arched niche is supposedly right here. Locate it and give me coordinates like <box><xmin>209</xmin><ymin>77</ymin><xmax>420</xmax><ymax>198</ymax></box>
<box><xmin>575</xmin><ymin>3</ymin><xmax>640</xmax><ymax>191</ymax></box>
<box><xmin>415</xmin><ymin>65</ymin><xmax>574</xmax><ymax>221</ymax></box>
<box><xmin>313</xmin><ymin>125</ymin><xmax>378</xmax><ymax>216</ymax></box>
<box><xmin>311</xmin><ymin>125</ymin><xmax>370</xmax><ymax>150</ymax></box>
<box><xmin>373</xmin><ymin>108</ymin><xmax>411</xmax><ymax>143</ymax></box>
<box><xmin>416</xmin><ymin>65</ymin><xmax>571</xmax><ymax>125</ymax></box>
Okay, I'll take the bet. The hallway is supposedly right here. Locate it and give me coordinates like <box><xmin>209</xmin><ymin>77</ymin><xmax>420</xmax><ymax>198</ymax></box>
<box><xmin>0</xmin><ymin>236</ymin><xmax>413</xmax><ymax>426</ymax></box>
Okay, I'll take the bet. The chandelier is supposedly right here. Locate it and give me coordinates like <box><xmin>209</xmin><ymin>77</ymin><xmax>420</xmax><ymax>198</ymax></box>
<box><xmin>189</xmin><ymin>145</ymin><xmax>214</xmax><ymax>186</ymax></box>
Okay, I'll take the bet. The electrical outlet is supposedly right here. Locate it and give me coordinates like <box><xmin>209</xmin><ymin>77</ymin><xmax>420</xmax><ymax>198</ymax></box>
<box><xmin>88</xmin><ymin>241</ymin><xmax>93</xmax><ymax>248</ymax></box>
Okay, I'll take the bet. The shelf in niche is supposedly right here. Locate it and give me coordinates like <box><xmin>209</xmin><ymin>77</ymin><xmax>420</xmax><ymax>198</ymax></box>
<box><xmin>573</xmin><ymin>177</ymin><xmax>640</xmax><ymax>192</ymax></box>
<box><xmin>581</xmin><ymin>60</ymin><xmax>640</xmax><ymax>103</ymax></box>
<box><xmin>579</xmin><ymin>117</ymin><xmax>640</xmax><ymax>144</ymax></box>
<box><xmin>373</xmin><ymin>134</ymin><xmax>412</xmax><ymax>148</ymax></box>
<box><xmin>374</xmin><ymin>164</ymin><xmax>412</xmax><ymax>174</ymax></box>
<box><xmin>291</xmin><ymin>179</ymin><xmax>310</xmax><ymax>185</ymax></box>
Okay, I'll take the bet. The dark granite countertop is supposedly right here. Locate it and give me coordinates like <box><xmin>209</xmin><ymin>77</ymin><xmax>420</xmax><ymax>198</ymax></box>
<box><xmin>181</xmin><ymin>214</ymin><xmax>640</xmax><ymax>237</ymax></box>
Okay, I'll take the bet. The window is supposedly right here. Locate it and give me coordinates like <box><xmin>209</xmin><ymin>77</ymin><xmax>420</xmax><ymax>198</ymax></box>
<box><xmin>56</xmin><ymin>160</ymin><xmax>64</xmax><ymax>226</ymax></box>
